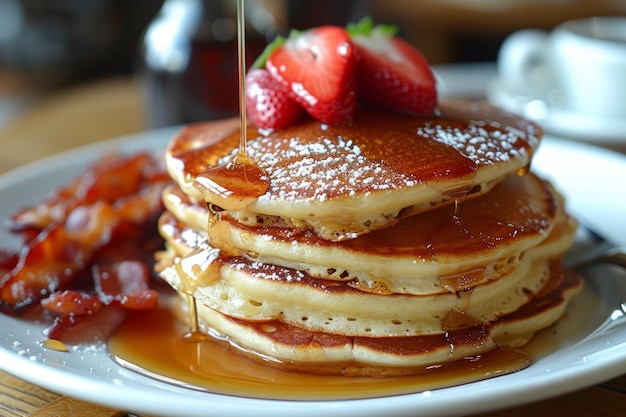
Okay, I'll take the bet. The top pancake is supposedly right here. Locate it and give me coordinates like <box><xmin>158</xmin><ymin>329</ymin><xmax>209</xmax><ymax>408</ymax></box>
<box><xmin>166</xmin><ymin>100</ymin><xmax>541</xmax><ymax>240</ymax></box>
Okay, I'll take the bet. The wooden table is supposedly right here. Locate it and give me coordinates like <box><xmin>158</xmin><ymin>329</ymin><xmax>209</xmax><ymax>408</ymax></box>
<box><xmin>0</xmin><ymin>75</ymin><xmax>625</xmax><ymax>417</ymax></box>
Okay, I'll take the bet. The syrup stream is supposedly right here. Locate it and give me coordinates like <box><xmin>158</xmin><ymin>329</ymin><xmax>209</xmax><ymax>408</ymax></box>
<box><xmin>186</xmin><ymin>0</ymin><xmax>248</xmax><ymax>343</ymax></box>
<box><xmin>191</xmin><ymin>0</ymin><xmax>268</xmax><ymax>210</ymax></box>
<box><xmin>236</xmin><ymin>0</ymin><xmax>248</xmax><ymax>158</ymax></box>
<box><xmin>183</xmin><ymin>293</ymin><xmax>206</xmax><ymax>342</ymax></box>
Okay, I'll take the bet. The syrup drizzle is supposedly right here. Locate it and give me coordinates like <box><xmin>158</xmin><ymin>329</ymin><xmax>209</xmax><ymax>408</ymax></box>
<box><xmin>236</xmin><ymin>0</ymin><xmax>248</xmax><ymax>158</ymax></box>
<box><xmin>106</xmin><ymin>272</ymin><xmax>586</xmax><ymax>400</ymax></box>
<box><xmin>183</xmin><ymin>293</ymin><xmax>206</xmax><ymax>343</ymax></box>
<box><xmin>108</xmin><ymin>295</ymin><xmax>532</xmax><ymax>401</ymax></box>
<box><xmin>192</xmin><ymin>0</ymin><xmax>269</xmax><ymax>212</ymax></box>
<box><xmin>186</xmin><ymin>0</ymin><xmax>252</xmax><ymax>343</ymax></box>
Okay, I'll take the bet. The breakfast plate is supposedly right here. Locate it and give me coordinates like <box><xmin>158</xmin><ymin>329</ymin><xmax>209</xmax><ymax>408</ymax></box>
<box><xmin>0</xmin><ymin>128</ymin><xmax>625</xmax><ymax>417</ymax></box>
<box><xmin>487</xmin><ymin>80</ymin><xmax>626</xmax><ymax>148</ymax></box>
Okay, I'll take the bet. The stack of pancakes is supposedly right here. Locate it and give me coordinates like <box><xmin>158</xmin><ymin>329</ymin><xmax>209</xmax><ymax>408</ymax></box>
<box><xmin>156</xmin><ymin>100</ymin><xmax>582</xmax><ymax>376</ymax></box>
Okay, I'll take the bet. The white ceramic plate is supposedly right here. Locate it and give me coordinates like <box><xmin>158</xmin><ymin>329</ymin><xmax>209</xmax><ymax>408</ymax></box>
<box><xmin>1</xmin><ymin>129</ymin><xmax>625</xmax><ymax>417</ymax></box>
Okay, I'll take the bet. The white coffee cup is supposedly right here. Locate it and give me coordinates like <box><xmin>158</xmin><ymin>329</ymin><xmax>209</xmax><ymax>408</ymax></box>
<box><xmin>498</xmin><ymin>16</ymin><xmax>626</xmax><ymax>119</ymax></box>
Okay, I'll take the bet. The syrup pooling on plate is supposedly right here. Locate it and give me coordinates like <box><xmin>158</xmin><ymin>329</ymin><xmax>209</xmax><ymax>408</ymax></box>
<box><xmin>107</xmin><ymin>294</ymin><xmax>531</xmax><ymax>400</ymax></box>
<box><xmin>107</xmin><ymin>266</ymin><xmax>584</xmax><ymax>400</ymax></box>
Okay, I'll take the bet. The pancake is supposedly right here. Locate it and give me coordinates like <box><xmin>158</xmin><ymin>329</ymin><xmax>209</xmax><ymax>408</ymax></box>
<box><xmin>163</xmin><ymin>173</ymin><xmax>572</xmax><ymax>295</ymax></box>
<box><xmin>158</xmin><ymin>190</ymin><xmax>576</xmax><ymax>338</ymax></box>
<box><xmin>155</xmin><ymin>101</ymin><xmax>582</xmax><ymax>377</ymax></box>
<box><xmin>157</xmin><ymin>237</ymin><xmax>582</xmax><ymax>375</ymax></box>
<box><xmin>166</xmin><ymin>101</ymin><xmax>541</xmax><ymax>240</ymax></box>
<box><xmin>188</xmin><ymin>271</ymin><xmax>581</xmax><ymax>375</ymax></box>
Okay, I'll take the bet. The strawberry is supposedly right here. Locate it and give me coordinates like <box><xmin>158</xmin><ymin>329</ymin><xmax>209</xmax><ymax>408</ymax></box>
<box><xmin>246</xmin><ymin>68</ymin><xmax>304</xmax><ymax>130</ymax></box>
<box><xmin>348</xmin><ymin>18</ymin><xmax>437</xmax><ymax>116</ymax></box>
<box><xmin>261</xmin><ymin>26</ymin><xmax>357</xmax><ymax>124</ymax></box>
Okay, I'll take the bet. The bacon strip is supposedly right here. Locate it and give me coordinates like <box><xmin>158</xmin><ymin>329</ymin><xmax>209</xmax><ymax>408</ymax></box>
<box><xmin>0</xmin><ymin>152</ymin><xmax>169</xmax><ymax>337</ymax></box>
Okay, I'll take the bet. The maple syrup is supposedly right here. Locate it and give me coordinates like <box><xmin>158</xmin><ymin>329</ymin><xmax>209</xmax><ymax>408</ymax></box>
<box><xmin>107</xmin><ymin>271</ymin><xmax>588</xmax><ymax>400</ymax></box>
<box><xmin>182</xmin><ymin>293</ymin><xmax>207</xmax><ymax>343</ymax></box>
<box><xmin>42</xmin><ymin>338</ymin><xmax>69</xmax><ymax>352</ymax></box>
<box><xmin>192</xmin><ymin>0</ymin><xmax>268</xmax><ymax>212</ymax></box>
<box><xmin>194</xmin><ymin>154</ymin><xmax>269</xmax><ymax>210</ymax></box>
<box><xmin>107</xmin><ymin>291</ymin><xmax>531</xmax><ymax>401</ymax></box>
<box><xmin>183</xmin><ymin>0</ymin><xmax>262</xmax><ymax>341</ymax></box>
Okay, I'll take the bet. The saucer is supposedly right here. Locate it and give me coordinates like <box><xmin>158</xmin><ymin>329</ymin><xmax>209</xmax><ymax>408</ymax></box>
<box><xmin>487</xmin><ymin>80</ymin><xmax>626</xmax><ymax>149</ymax></box>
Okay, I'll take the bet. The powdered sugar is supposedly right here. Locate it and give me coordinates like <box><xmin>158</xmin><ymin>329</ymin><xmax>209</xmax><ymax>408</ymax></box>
<box><xmin>233</xmin><ymin>258</ymin><xmax>307</xmax><ymax>283</ymax></box>
<box><xmin>417</xmin><ymin>120</ymin><xmax>530</xmax><ymax>166</ymax></box>
<box><xmin>247</xmin><ymin>135</ymin><xmax>418</xmax><ymax>202</ymax></box>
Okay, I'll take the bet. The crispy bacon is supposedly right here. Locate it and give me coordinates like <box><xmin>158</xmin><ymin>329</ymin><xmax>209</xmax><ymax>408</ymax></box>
<box><xmin>8</xmin><ymin>153</ymin><xmax>168</xmax><ymax>236</ymax></box>
<box><xmin>93</xmin><ymin>261</ymin><xmax>159</xmax><ymax>310</ymax></box>
<box><xmin>41</xmin><ymin>290</ymin><xmax>103</xmax><ymax>316</ymax></box>
<box><xmin>0</xmin><ymin>152</ymin><xmax>169</xmax><ymax>337</ymax></box>
<box><xmin>0</xmin><ymin>249</ymin><xmax>18</xmax><ymax>275</ymax></box>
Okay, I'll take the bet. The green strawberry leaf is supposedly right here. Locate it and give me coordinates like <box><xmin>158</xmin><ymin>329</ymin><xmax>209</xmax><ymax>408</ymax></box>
<box><xmin>251</xmin><ymin>34</ymin><xmax>287</xmax><ymax>69</ymax></box>
<box><xmin>346</xmin><ymin>17</ymin><xmax>397</xmax><ymax>38</ymax></box>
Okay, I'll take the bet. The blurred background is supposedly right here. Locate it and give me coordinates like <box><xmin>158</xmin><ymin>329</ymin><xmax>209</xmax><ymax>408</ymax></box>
<box><xmin>0</xmin><ymin>0</ymin><xmax>625</xmax><ymax>171</ymax></box>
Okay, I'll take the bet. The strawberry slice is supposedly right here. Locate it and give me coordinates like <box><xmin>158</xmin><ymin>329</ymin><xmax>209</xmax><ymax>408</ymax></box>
<box><xmin>245</xmin><ymin>68</ymin><xmax>304</xmax><ymax>130</ymax></box>
<box><xmin>348</xmin><ymin>18</ymin><xmax>437</xmax><ymax>116</ymax></box>
<box><xmin>263</xmin><ymin>26</ymin><xmax>357</xmax><ymax>124</ymax></box>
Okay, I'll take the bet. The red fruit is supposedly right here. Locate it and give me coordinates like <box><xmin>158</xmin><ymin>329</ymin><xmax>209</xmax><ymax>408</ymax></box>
<box><xmin>265</xmin><ymin>26</ymin><xmax>357</xmax><ymax>124</ymax></box>
<box><xmin>246</xmin><ymin>68</ymin><xmax>304</xmax><ymax>130</ymax></box>
<box><xmin>349</xmin><ymin>19</ymin><xmax>437</xmax><ymax>116</ymax></box>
